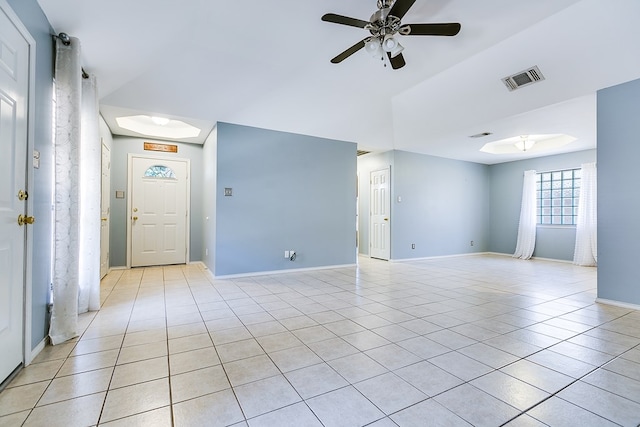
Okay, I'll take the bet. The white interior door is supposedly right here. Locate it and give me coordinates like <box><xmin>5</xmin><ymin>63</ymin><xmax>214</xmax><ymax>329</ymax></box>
<box><xmin>130</xmin><ymin>156</ymin><xmax>188</xmax><ymax>267</ymax></box>
<box><xmin>370</xmin><ymin>168</ymin><xmax>390</xmax><ymax>260</ymax></box>
<box><xmin>100</xmin><ymin>142</ymin><xmax>110</xmax><ymax>278</ymax></box>
<box><xmin>0</xmin><ymin>5</ymin><xmax>29</xmax><ymax>383</ymax></box>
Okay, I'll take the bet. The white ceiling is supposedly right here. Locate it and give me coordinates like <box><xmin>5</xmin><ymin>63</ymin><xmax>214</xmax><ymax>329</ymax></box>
<box><xmin>37</xmin><ymin>0</ymin><xmax>640</xmax><ymax>164</ymax></box>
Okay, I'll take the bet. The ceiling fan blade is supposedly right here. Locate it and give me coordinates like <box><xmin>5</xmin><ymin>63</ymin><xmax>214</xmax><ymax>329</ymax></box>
<box><xmin>388</xmin><ymin>52</ymin><xmax>406</xmax><ymax>70</ymax></box>
<box><xmin>322</xmin><ymin>13</ymin><xmax>370</xmax><ymax>29</ymax></box>
<box><xmin>388</xmin><ymin>0</ymin><xmax>417</xmax><ymax>20</ymax></box>
<box><xmin>331</xmin><ymin>39</ymin><xmax>367</xmax><ymax>64</ymax></box>
<box><xmin>400</xmin><ymin>23</ymin><xmax>461</xmax><ymax>36</ymax></box>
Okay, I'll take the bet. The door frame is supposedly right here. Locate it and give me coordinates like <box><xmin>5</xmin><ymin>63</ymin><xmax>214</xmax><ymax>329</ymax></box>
<box><xmin>100</xmin><ymin>141</ymin><xmax>110</xmax><ymax>278</ymax></box>
<box><xmin>1</xmin><ymin>0</ymin><xmax>37</xmax><ymax>366</ymax></box>
<box><xmin>126</xmin><ymin>153</ymin><xmax>191</xmax><ymax>268</ymax></box>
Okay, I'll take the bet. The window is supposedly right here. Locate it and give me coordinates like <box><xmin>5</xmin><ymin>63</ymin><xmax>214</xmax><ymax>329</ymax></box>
<box><xmin>144</xmin><ymin>165</ymin><xmax>176</xmax><ymax>179</ymax></box>
<box><xmin>536</xmin><ymin>168</ymin><xmax>581</xmax><ymax>225</ymax></box>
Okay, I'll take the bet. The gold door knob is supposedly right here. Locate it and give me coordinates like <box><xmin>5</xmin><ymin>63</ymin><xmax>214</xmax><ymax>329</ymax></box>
<box><xmin>384</xmin><ymin>218</ymin><xmax>389</xmax><ymax>221</ymax></box>
<box><xmin>101</xmin><ymin>218</ymin><xmax>108</xmax><ymax>222</ymax></box>
<box><xmin>18</xmin><ymin>215</ymin><xmax>35</xmax><ymax>226</ymax></box>
<box><xmin>132</xmin><ymin>216</ymin><xmax>138</xmax><ymax>221</ymax></box>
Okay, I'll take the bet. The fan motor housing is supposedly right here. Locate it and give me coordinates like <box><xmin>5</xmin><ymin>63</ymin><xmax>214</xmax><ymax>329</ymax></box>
<box><xmin>369</xmin><ymin>9</ymin><xmax>401</xmax><ymax>36</ymax></box>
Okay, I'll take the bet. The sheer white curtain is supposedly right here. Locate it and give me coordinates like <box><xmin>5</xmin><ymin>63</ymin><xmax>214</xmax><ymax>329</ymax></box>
<box><xmin>50</xmin><ymin>36</ymin><xmax>101</xmax><ymax>345</ymax></box>
<box><xmin>513</xmin><ymin>170</ymin><xmax>537</xmax><ymax>260</ymax></box>
<box><xmin>50</xmin><ymin>36</ymin><xmax>81</xmax><ymax>344</ymax></box>
<box><xmin>573</xmin><ymin>163</ymin><xmax>597</xmax><ymax>266</ymax></box>
<box><xmin>78</xmin><ymin>75</ymin><xmax>101</xmax><ymax>312</ymax></box>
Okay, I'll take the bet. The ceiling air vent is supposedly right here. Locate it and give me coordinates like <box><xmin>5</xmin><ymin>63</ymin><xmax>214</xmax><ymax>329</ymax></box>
<box><xmin>502</xmin><ymin>66</ymin><xmax>545</xmax><ymax>91</ymax></box>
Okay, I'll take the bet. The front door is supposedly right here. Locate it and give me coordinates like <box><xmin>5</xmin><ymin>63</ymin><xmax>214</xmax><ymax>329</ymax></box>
<box><xmin>370</xmin><ymin>168</ymin><xmax>391</xmax><ymax>260</ymax></box>
<box><xmin>100</xmin><ymin>142</ymin><xmax>110</xmax><ymax>278</ymax></box>
<box><xmin>0</xmin><ymin>5</ymin><xmax>30</xmax><ymax>383</ymax></box>
<box><xmin>130</xmin><ymin>156</ymin><xmax>189</xmax><ymax>267</ymax></box>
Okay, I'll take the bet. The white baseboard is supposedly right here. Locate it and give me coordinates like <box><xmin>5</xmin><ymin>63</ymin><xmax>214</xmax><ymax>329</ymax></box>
<box><xmin>531</xmin><ymin>256</ymin><xmax>574</xmax><ymax>264</ymax></box>
<box><xmin>486</xmin><ymin>252</ymin><xmax>579</xmax><ymax>265</ymax></box>
<box><xmin>109</xmin><ymin>266</ymin><xmax>128</xmax><ymax>270</ymax></box>
<box><xmin>595</xmin><ymin>298</ymin><xmax>640</xmax><ymax>311</ymax></box>
<box><xmin>390</xmin><ymin>252</ymin><xmax>491</xmax><ymax>263</ymax></box>
<box><xmin>209</xmin><ymin>263</ymin><xmax>357</xmax><ymax>280</ymax></box>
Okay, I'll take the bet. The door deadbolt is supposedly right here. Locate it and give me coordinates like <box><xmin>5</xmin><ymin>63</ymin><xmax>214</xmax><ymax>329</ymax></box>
<box><xmin>133</xmin><ymin>208</ymin><xmax>138</xmax><ymax>212</ymax></box>
<box><xmin>18</xmin><ymin>215</ymin><xmax>35</xmax><ymax>226</ymax></box>
<box><xmin>18</xmin><ymin>190</ymin><xmax>28</xmax><ymax>201</ymax></box>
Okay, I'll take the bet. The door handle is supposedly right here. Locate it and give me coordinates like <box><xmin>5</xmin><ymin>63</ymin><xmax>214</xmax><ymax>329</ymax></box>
<box><xmin>101</xmin><ymin>218</ymin><xmax>108</xmax><ymax>222</ymax></box>
<box><xmin>384</xmin><ymin>218</ymin><xmax>389</xmax><ymax>221</ymax></box>
<box><xmin>132</xmin><ymin>216</ymin><xmax>138</xmax><ymax>221</ymax></box>
<box><xmin>18</xmin><ymin>215</ymin><xmax>35</xmax><ymax>226</ymax></box>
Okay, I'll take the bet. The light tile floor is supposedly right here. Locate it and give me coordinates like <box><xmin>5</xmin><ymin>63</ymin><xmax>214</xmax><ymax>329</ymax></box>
<box><xmin>1</xmin><ymin>255</ymin><xmax>640</xmax><ymax>426</ymax></box>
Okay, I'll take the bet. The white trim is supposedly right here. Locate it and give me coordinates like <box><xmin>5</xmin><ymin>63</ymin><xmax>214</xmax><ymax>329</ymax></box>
<box><xmin>108</xmin><ymin>266</ymin><xmax>128</xmax><ymax>271</ymax></box>
<box><xmin>485</xmin><ymin>252</ymin><xmax>513</xmax><ymax>257</ymax></box>
<box><xmin>26</xmin><ymin>338</ymin><xmax>47</xmax><ymax>366</ymax></box>
<box><xmin>595</xmin><ymin>298</ymin><xmax>640</xmax><ymax>312</ymax></box>
<box><xmin>390</xmin><ymin>252</ymin><xmax>491</xmax><ymax>263</ymax></box>
<box><xmin>1</xmin><ymin>0</ymin><xmax>37</xmax><ymax>370</ymax></box>
<box><xmin>531</xmin><ymin>256</ymin><xmax>574</xmax><ymax>264</ymax></box>
<box><xmin>485</xmin><ymin>252</ymin><xmax>581</xmax><ymax>265</ymax></box>
<box><xmin>126</xmin><ymin>154</ymin><xmax>191</xmax><ymax>268</ymax></box>
<box><xmin>208</xmin><ymin>263</ymin><xmax>357</xmax><ymax>280</ymax></box>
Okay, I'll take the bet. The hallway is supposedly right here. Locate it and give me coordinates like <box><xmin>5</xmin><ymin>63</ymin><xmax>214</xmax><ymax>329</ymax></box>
<box><xmin>0</xmin><ymin>255</ymin><xmax>638</xmax><ymax>426</ymax></box>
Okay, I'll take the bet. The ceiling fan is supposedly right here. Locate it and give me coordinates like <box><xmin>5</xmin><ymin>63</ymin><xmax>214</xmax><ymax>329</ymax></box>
<box><xmin>322</xmin><ymin>0</ymin><xmax>461</xmax><ymax>69</ymax></box>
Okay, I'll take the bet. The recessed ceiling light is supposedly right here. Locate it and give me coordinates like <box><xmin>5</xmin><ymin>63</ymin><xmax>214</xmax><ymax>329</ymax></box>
<box><xmin>116</xmin><ymin>115</ymin><xmax>201</xmax><ymax>139</ymax></box>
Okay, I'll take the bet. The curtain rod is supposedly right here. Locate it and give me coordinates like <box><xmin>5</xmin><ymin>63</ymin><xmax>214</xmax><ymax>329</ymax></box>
<box><xmin>54</xmin><ymin>32</ymin><xmax>89</xmax><ymax>79</ymax></box>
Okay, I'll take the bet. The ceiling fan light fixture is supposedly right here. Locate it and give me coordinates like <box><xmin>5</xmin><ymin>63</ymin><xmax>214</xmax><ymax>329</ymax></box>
<box><xmin>389</xmin><ymin>41</ymin><xmax>404</xmax><ymax>58</ymax></box>
<box><xmin>382</xmin><ymin>35</ymin><xmax>398</xmax><ymax>52</ymax></box>
<box><xmin>365</xmin><ymin>38</ymin><xmax>383</xmax><ymax>57</ymax></box>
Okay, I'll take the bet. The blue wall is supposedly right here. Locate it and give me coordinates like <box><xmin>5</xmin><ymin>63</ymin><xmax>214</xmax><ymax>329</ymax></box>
<box><xmin>7</xmin><ymin>0</ymin><xmax>54</xmax><ymax>349</ymax></box>
<box><xmin>357</xmin><ymin>150</ymin><xmax>489</xmax><ymax>260</ymax></box>
<box><xmin>109</xmin><ymin>136</ymin><xmax>204</xmax><ymax>266</ymax></box>
<box><xmin>393</xmin><ymin>151</ymin><xmax>490</xmax><ymax>259</ymax></box>
<box><xmin>597</xmin><ymin>78</ymin><xmax>640</xmax><ymax>305</ymax></box>
<box><xmin>488</xmin><ymin>150</ymin><xmax>596</xmax><ymax>261</ymax></box>
<box><xmin>214</xmin><ymin>123</ymin><xmax>357</xmax><ymax>276</ymax></box>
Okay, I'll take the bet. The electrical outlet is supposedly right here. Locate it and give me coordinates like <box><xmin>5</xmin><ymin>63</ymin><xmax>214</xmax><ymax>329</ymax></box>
<box><xmin>470</xmin><ymin>240</ymin><xmax>474</xmax><ymax>246</ymax></box>
<box><xmin>411</xmin><ymin>243</ymin><xmax>415</xmax><ymax>249</ymax></box>
<box><xmin>284</xmin><ymin>251</ymin><xmax>290</xmax><ymax>258</ymax></box>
